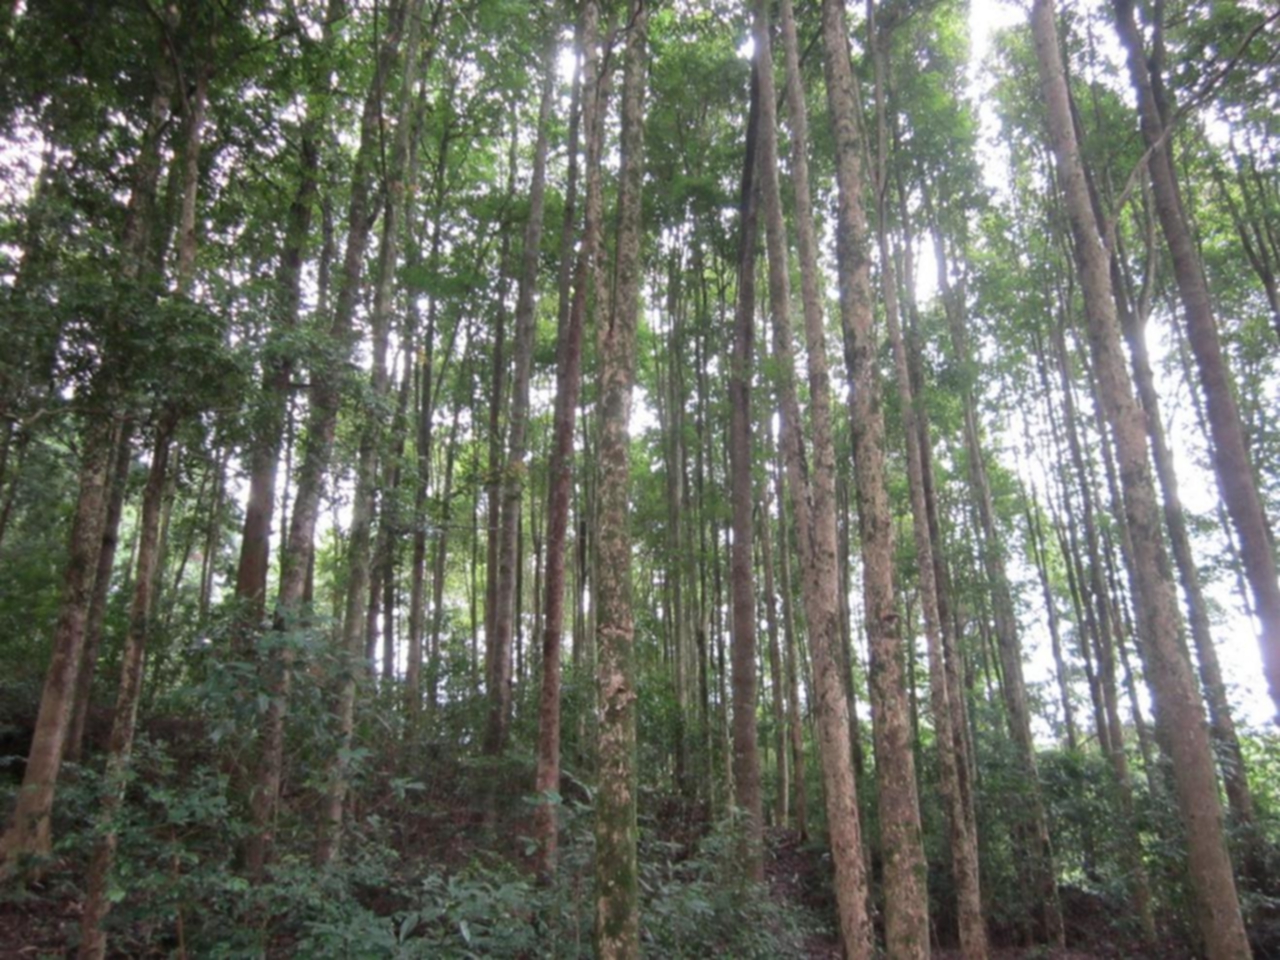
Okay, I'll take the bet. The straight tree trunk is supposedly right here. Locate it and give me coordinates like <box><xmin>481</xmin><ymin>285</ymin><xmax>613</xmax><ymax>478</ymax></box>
<box><xmin>870</xmin><ymin>63</ymin><xmax>986</xmax><ymax>956</ymax></box>
<box><xmin>933</xmin><ymin>219</ymin><xmax>1064</xmax><ymax>946</ymax></box>
<box><xmin>730</xmin><ymin>26</ymin><xmax>764</xmax><ymax>880</ymax></box>
<box><xmin>1030</xmin><ymin>4</ymin><xmax>1250</xmax><ymax>954</ymax></box>
<box><xmin>487</xmin><ymin>40</ymin><xmax>557</xmax><ymax>756</ymax></box>
<box><xmin>0</xmin><ymin>62</ymin><xmax>172</xmax><ymax>874</ymax></box>
<box><xmin>315</xmin><ymin>0</ymin><xmax>428</xmax><ymax>866</ymax></box>
<box><xmin>766</xmin><ymin>0</ymin><xmax>874</xmax><ymax>952</ymax></box>
<box><xmin>761</xmin><ymin>455</ymin><xmax>789</xmax><ymax>828</ymax></box>
<box><xmin>535</xmin><ymin>0</ymin><xmax>602</xmax><ymax>880</ymax></box>
<box><xmin>66</xmin><ymin>422</ymin><xmax>135</xmax><ymax>764</ymax></box>
<box><xmin>232</xmin><ymin>5</ymin><xmax>335</xmax><ymax>627</ymax></box>
<box><xmin>594</xmin><ymin>3</ymin><xmax>646</xmax><ymax>954</ymax></box>
<box><xmin>775</xmin><ymin>455</ymin><xmax>808</xmax><ymax>838</ymax></box>
<box><xmin>1051</xmin><ymin>319</ymin><xmax>1155</xmax><ymax>937</ymax></box>
<box><xmin>825</xmin><ymin>1</ymin><xmax>929</xmax><ymax>952</ymax></box>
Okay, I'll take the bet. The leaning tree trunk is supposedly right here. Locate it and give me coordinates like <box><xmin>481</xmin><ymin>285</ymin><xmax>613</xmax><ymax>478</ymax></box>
<box><xmin>1115</xmin><ymin>215</ymin><xmax>1256</xmax><ymax>832</ymax></box>
<box><xmin>1111</xmin><ymin>0</ymin><xmax>1280</xmax><ymax>724</ymax></box>
<box><xmin>825</xmin><ymin>1</ymin><xmax>929</xmax><ymax>953</ymax></box>
<box><xmin>1031</xmin><ymin>3</ymin><xmax>1250</xmax><ymax>955</ymax></box>
<box><xmin>594</xmin><ymin>2</ymin><xmax>646</xmax><ymax>955</ymax></box>
<box><xmin>79</xmin><ymin>411</ymin><xmax>177</xmax><ymax>960</ymax></box>
<box><xmin>0</xmin><ymin>61</ymin><xmax>172</xmax><ymax>876</ymax></box>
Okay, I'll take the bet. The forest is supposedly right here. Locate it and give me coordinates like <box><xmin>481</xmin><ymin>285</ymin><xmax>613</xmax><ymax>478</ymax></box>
<box><xmin>0</xmin><ymin>0</ymin><xmax>1278</xmax><ymax>956</ymax></box>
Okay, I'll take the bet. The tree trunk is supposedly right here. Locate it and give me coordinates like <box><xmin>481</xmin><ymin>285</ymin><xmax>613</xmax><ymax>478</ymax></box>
<box><xmin>232</xmin><ymin>7</ymin><xmax>333</xmax><ymax>629</ymax></box>
<box><xmin>66</xmin><ymin>421</ymin><xmax>135</xmax><ymax>764</ymax></box>
<box><xmin>765</xmin><ymin>0</ymin><xmax>875</xmax><ymax>953</ymax></box>
<box><xmin>933</xmin><ymin>217</ymin><xmax>1064</xmax><ymax>946</ymax></box>
<box><xmin>315</xmin><ymin>0</ymin><xmax>428</xmax><ymax>867</ymax></box>
<box><xmin>79</xmin><ymin>411</ymin><xmax>176</xmax><ymax>960</ymax></box>
<box><xmin>826</xmin><ymin>1</ymin><xmax>929</xmax><ymax>952</ymax></box>
<box><xmin>0</xmin><ymin>58</ymin><xmax>172</xmax><ymax>874</ymax></box>
<box><xmin>871</xmin><ymin>66</ymin><xmax>986</xmax><ymax>957</ymax></box>
<box><xmin>1111</xmin><ymin>0</ymin><xmax>1280</xmax><ymax>724</ymax></box>
<box><xmin>535</xmin><ymin>1</ymin><xmax>602</xmax><ymax>880</ymax></box>
<box><xmin>487</xmin><ymin>40</ymin><xmax>556</xmax><ymax>756</ymax></box>
<box><xmin>245</xmin><ymin>0</ymin><xmax>410</xmax><ymax>878</ymax></box>
<box><xmin>1115</xmin><ymin>211</ymin><xmax>1256</xmax><ymax>831</ymax></box>
<box><xmin>1030</xmin><ymin>3</ymin><xmax>1250</xmax><ymax>954</ymax></box>
<box><xmin>594</xmin><ymin>0</ymin><xmax>646</xmax><ymax>950</ymax></box>
<box><xmin>730</xmin><ymin>25</ymin><xmax>764</xmax><ymax>879</ymax></box>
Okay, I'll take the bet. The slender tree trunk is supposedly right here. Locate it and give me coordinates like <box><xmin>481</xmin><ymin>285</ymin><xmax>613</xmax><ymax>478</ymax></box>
<box><xmin>232</xmin><ymin>7</ymin><xmax>334</xmax><ymax>629</ymax></box>
<box><xmin>79</xmin><ymin>411</ymin><xmax>176</xmax><ymax>960</ymax></box>
<box><xmin>487</xmin><ymin>41</ymin><xmax>556</xmax><ymax>756</ymax></box>
<box><xmin>872</xmin><ymin>89</ymin><xmax>986</xmax><ymax>960</ymax></box>
<box><xmin>730</xmin><ymin>29</ymin><xmax>764</xmax><ymax>879</ymax></box>
<box><xmin>0</xmin><ymin>60</ymin><xmax>172</xmax><ymax>874</ymax></box>
<box><xmin>1112</xmin><ymin>0</ymin><xmax>1280</xmax><ymax>723</ymax></box>
<box><xmin>66</xmin><ymin>422</ymin><xmax>135</xmax><ymax>764</ymax></box>
<box><xmin>761</xmin><ymin>453</ymin><xmax>789</xmax><ymax>828</ymax></box>
<box><xmin>1115</xmin><ymin>216</ymin><xmax>1256</xmax><ymax>831</ymax></box>
<box><xmin>535</xmin><ymin>2</ymin><xmax>602</xmax><ymax>880</ymax></box>
<box><xmin>775</xmin><ymin>457</ymin><xmax>808</xmax><ymax>839</ymax></box>
<box><xmin>593</xmin><ymin>3</ymin><xmax>646</xmax><ymax>954</ymax></box>
<box><xmin>826</xmin><ymin>2</ymin><xmax>929</xmax><ymax>952</ymax></box>
<box><xmin>1024</xmin><ymin>486</ymin><xmax>1078</xmax><ymax>751</ymax></box>
<box><xmin>1031</xmin><ymin>4</ymin><xmax>1250</xmax><ymax>954</ymax></box>
<box><xmin>765</xmin><ymin>1</ymin><xmax>874</xmax><ymax>952</ymax></box>
<box><xmin>246</xmin><ymin>0</ymin><xmax>410</xmax><ymax>877</ymax></box>
<box><xmin>315</xmin><ymin>0</ymin><xmax>428</xmax><ymax>867</ymax></box>
<box><xmin>1053</xmin><ymin>319</ymin><xmax>1155</xmax><ymax>937</ymax></box>
<box><xmin>933</xmin><ymin>217</ymin><xmax>1064</xmax><ymax>946</ymax></box>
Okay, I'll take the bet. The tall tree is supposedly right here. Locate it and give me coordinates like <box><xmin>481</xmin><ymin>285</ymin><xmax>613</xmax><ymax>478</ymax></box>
<box><xmin>729</xmin><ymin>28</ymin><xmax>764</xmax><ymax>881</ymax></box>
<box><xmin>487</xmin><ymin>35</ymin><xmax>557</xmax><ymax>756</ymax></box>
<box><xmin>766</xmin><ymin>0</ymin><xmax>875</xmax><ymax>952</ymax></box>
<box><xmin>535</xmin><ymin>0</ymin><xmax>604</xmax><ymax>878</ymax></box>
<box><xmin>594</xmin><ymin>0</ymin><xmax>647</xmax><ymax>954</ymax></box>
<box><xmin>826</xmin><ymin>0</ymin><xmax>930</xmax><ymax>952</ymax></box>
<box><xmin>1030</xmin><ymin>1</ymin><xmax>1251</xmax><ymax>954</ymax></box>
<box><xmin>1111</xmin><ymin>0</ymin><xmax>1280</xmax><ymax>723</ymax></box>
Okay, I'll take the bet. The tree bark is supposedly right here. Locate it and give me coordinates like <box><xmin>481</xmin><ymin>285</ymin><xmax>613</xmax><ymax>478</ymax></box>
<box><xmin>1031</xmin><ymin>3</ymin><xmax>1250</xmax><ymax>954</ymax></box>
<box><xmin>79</xmin><ymin>411</ymin><xmax>176</xmax><ymax>960</ymax></box>
<box><xmin>594</xmin><ymin>2</ymin><xmax>646</xmax><ymax>954</ymax></box>
<box><xmin>764</xmin><ymin>0</ymin><xmax>875</xmax><ymax>953</ymax></box>
<box><xmin>1111</xmin><ymin>0</ymin><xmax>1280</xmax><ymax>724</ymax></box>
<box><xmin>825</xmin><ymin>1</ymin><xmax>929</xmax><ymax>952</ymax></box>
<box><xmin>315</xmin><ymin>0</ymin><xmax>429</xmax><ymax>867</ymax></box>
<box><xmin>0</xmin><ymin>58</ymin><xmax>172</xmax><ymax>874</ymax></box>
<box><xmin>730</xmin><ymin>26</ymin><xmax>764</xmax><ymax>880</ymax></box>
<box><xmin>535</xmin><ymin>0</ymin><xmax>602</xmax><ymax>880</ymax></box>
<box><xmin>871</xmin><ymin>70</ymin><xmax>986</xmax><ymax>958</ymax></box>
<box><xmin>245</xmin><ymin>0</ymin><xmax>410</xmax><ymax>878</ymax></box>
<box><xmin>487</xmin><ymin>39</ymin><xmax>556</xmax><ymax>756</ymax></box>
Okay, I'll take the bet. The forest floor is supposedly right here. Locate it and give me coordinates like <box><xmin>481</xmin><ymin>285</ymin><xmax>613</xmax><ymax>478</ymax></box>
<box><xmin>0</xmin><ymin>828</ymin><xmax>1202</xmax><ymax>959</ymax></box>
<box><xmin>0</xmin><ymin>740</ymin><xmax>1215</xmax><ymax>959</ymax></box>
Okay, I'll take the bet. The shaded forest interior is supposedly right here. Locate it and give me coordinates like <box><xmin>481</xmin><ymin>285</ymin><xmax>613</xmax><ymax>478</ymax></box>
<box><xmin>2</xmin><ymin>0</ymin><xmax>1280</xmax><ymax>956</ymax></box>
